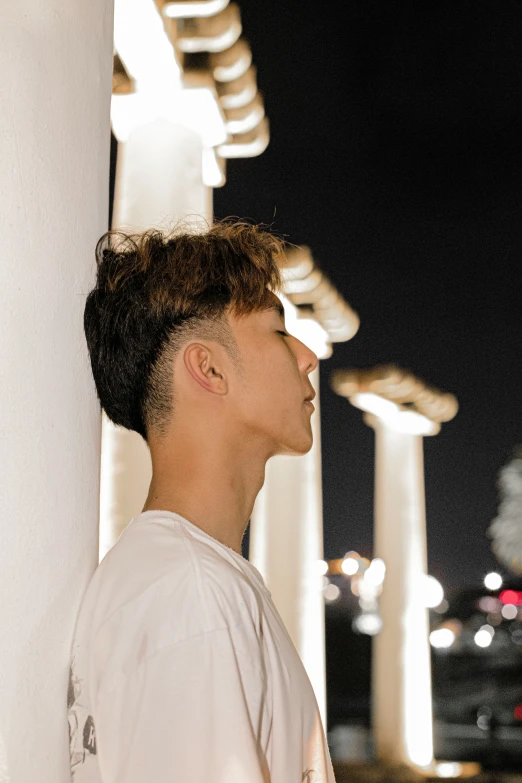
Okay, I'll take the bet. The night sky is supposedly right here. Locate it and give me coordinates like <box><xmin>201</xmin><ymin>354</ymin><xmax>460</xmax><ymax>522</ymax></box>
<box><xmin>213</xmin><ymin>1</ymin><xmax>522</xmax><ymax>591</ymax></box>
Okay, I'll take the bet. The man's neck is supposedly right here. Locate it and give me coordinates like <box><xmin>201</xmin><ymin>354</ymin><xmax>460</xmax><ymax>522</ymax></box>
<box><xmin>143</xmin><ymin>426</ymin><xmax>269</xmax><ymax>555</ymax></box>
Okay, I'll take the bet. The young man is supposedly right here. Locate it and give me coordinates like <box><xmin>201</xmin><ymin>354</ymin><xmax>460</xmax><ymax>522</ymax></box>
<box><xmin>68</xmin><ymin>221</ymin><xmax>336</xmax><ymax>782</ymax></box>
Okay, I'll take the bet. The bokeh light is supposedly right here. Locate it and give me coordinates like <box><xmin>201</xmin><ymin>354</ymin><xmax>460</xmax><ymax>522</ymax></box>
<box><xmin>324</xmin><ymin>583</ymin><xmax>340</xmax><ymax>602</ymax></box>
<box><xmin>424</xmin><ymin>575</ymin><xmax>444</xmax><ymax>609</ymax></box>
<box><xmin>502</xmin><ymin>603</ymin><xmax>517</xmax><ymax>620</ymax></box>
<box><xmin>484</xmin><ymin>572</ymin><xmax>503</xmax><ymax>590</ymax></box>
<box><xmin>341</xmin><ymin>557</ymin><xmax>359</xmax><ymax>576</ymax></box>
<box><xmin>429</xmin><ymin>628</ymin><xmax>455</xmax><ymax>649</ymax></box>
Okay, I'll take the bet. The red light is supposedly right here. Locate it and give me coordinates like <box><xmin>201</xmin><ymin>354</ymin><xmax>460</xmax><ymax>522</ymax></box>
<box><xmin>500</xmin><ymin>590</ymin><xmax>522</xmax><ymax>606</ymax></box>
<box><xmin>514</xmin><ymin>705</ymin><xmax>522</xmax><ymax>721</ymax></box>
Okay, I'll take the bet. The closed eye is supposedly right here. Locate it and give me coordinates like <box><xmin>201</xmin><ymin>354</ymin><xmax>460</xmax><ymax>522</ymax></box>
<box><xmin>277</xmin><ymin>330</ymin><xmax>289</xmax><ymax>337</ymax></box>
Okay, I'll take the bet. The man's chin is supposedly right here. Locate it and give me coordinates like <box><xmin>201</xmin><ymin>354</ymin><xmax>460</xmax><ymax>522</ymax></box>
<box><xmin>276</xmin><ymin>430</ymin><xmax>314</xmax><ymax>457</ymax></box>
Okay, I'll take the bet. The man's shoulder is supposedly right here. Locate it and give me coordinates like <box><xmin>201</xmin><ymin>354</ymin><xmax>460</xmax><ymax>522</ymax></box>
<box><xmin>86</xmin><ymin>514</ymin><xmax>262</xmax><ymax>641</ymax></box>
<box><xmin>73</xmin><ymin>515</ymin><xmax>266</xmax><ymax>699</ymax></box>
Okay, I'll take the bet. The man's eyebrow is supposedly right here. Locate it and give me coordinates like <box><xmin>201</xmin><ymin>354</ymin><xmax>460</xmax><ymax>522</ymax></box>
<box><xmin>266</xmin><ymin>300</ymin><xmax>285</xmax><ymax>319</ymax></box>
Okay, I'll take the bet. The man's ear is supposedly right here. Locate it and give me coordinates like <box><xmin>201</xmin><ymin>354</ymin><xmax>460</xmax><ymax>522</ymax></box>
<box><xmin>183</xmin><ymin>342</ymin><xmax>229</xmax><ymax>396</ymax></box>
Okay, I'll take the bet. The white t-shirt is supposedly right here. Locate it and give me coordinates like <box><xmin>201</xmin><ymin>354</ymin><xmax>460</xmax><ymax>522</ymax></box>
<box><xmin>68</xmin><ymin>510</ymin><xmax>336</xmax><ymax>783</ymax></box>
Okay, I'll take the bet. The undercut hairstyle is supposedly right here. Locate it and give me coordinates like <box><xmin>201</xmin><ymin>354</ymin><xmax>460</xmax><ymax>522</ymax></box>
<box><xmin>84</xmin><ymin>221</ymin><xmax>284</xmax><ymax>440</ymax></box>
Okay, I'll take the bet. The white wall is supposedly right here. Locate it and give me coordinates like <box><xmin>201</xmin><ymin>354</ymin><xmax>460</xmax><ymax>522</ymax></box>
<box><xmin>0</xmin><ymin>2</ymin><xmax>114</xmax><ymax>779</ymax></box>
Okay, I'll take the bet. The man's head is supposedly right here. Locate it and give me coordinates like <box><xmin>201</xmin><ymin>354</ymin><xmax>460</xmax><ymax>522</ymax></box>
<box><xmin>84</xmin><ymin>221</ymin><xmax>318</xmax><ymax>456</ymax></box>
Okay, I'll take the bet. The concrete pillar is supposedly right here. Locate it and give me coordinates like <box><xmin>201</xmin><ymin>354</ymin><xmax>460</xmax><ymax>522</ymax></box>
<box><xmin>331</xmin><ymin>367</ymin><xmax>458</xmax><ymax>770</ymax></box>
<box><xmin>250</xmin><ymin>365</ymin><xmax>327</xmax><ymax>725</ymax></box>
<box><xmin>369</xmin><ymin>418</ymin><xmax>433</xmax><ymax>768</ymax></box>
<box><xmin>0</xmin><ymin>2</ymin><xmax>114</xmax><ymax>779</ymax></box>
<box><xmin>100</xmin><ymin>118</ymin><xmax>212</xmax><ymax>558</ymax></box>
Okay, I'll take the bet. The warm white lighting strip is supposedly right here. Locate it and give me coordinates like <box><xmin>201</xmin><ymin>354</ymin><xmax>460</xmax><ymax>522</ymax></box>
<box><xmin>332</xmin><ymin>367</ymin><xmax>458</xmax><ymax>424</ymax></box>
<box><xmin>219</xmin><ymin>82</ymin><xmax>256</xmax><ymax>109</ymax></box>
<box><xmin>280</xmin><ymin>247</ymin><xmax>360</xmax><ymax>344</ymax></box>
<box><xmin>210</xmin><ymin>39</ymin><xmax>252</xmax><ymax>81</ymax></box>
<box><xmin>218</xmin><ymin>117</ymin><xmax>270</xmax><ymax>158</ymax></box>
<box><xmin>225</xmin><ymin>97</ymin><xmax>265</xmax><ymax>135</ymax></box>
<box><xmin>162</xmin><ymin>0</ymin><xmax>229</xmax><ymax>18</ymax></box>
<box><xmin>176</xmin><ymin>3</ymin><xmax>242</xmax><ymax>53</ymax></box>
<box><xmin>217</xmin><ymin>66</ymin><xmax>257</xmax><ymax>109</ymax></box>
<box><xmin>353</xmin><ymin>393</ymin><xmax>439</xmax><ymax>436</ymax></box>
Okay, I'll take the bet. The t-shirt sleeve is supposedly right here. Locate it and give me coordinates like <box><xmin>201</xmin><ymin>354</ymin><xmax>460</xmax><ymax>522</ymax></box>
<box><xmin>93</xmin><ymin>626</ymin><xmax>272</xmax><ymax>783</ymax></box>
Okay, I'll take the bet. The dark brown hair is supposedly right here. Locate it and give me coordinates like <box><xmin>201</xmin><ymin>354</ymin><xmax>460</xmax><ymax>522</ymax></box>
<box><xmin>84</xmin><ymin>221</ymin><xmax>284</xmax><ymax>440</ymax></box>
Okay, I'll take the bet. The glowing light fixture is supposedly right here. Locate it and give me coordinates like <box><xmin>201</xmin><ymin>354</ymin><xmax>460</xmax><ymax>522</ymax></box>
<box><xmin>484</xmin><ymin>572</ymin><xmax>502</xmax><ymax>590</ymax></box>
<box><xmin>217</xmin><ymin>67</ymin><xmax>257</xmax><ymax>109</ymax></box>
<box><xmin>501</xmin><ymin>603</ymin><xmax>517</xmax><ymax>620</ymax></box>
<box><xmin>176</xmin><ymin>3</ymin><xmax>242</xmax><ymax>53</ymax></box>
<box><xmin>324</xmin><ymin>583</ymin><xmax>340</xmax><ymax>602</ymax></box>
<box><xmin>341</xmin><ymin>557</ymin><xmax>359</xmax><ymax>576</ymax></box>
<box><xmin>332</xmin><ymin>366</ymin><xmax>458</xmax><ymax>428</ymax></box>
<box><xmin>218</xmin><ymin>117</ymin><xmax>270</xmax><ymax>158</ymax></box>
<box><xmin>162</xmin><ymin>0</ymin><xmax>229</xmax><ymax>18</ymax></box>
<box><xmin>353</xmin><ymin>613</ymin><xmax>382</xmax><ymax>636</ymax></box>
<box><xmin>429</xmin><ymin>628</ymin><xmax>455</xmax><ymax>649</ymax></box>
<box><xmin>424</xmin><ymin>575</ymin><xmax>444</xmax><ymax>609</ymax></box>
<box><xmin>351</xmin><ymin>393</ymin><xmax>439</xmax><ymax>436</ymax></box>
<box><xmin>210</xmin><ymin>38</ymin><xmax>252</xmax><ymax>82</ymax></box>
<box><xmin>500</xmin><ymin>589</ymin><xmax>522</xmax><ymax>606</ymax></box>
<box><xmin>225</xmin><ymin>96</ymin><xmax>265</xmax><ymax>135</ymax></box>
<box><xmin>474</xmin><ymin>626</ymin><xmax>494</xmax><ymax>648</ymax></box>
<box><xmin>365</xmin><ymin>558</ymin><xmax>386</xmax><ymax>587</ymax></box>
<box><xmin>435</xmin><ymin>762</ymin><xmax>463</xmax><ymax>778</ymax></box>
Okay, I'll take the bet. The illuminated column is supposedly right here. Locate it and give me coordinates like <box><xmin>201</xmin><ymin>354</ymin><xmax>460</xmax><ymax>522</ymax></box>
<box><xmin>100</xmin><ymin>115</ymin><xmax>215</xmax><ymax>557</ymax></box>
<box><xmin>100</xmin><ymin>0</ymin><xmax>229</xmax><ymax>557</ymax></box>
<box><xmin>332</xmin><ymin>367</ymin><xmax>458</xmax><ymax>769</ymax></box>
<box><xmin>0</xmin><ymin>1</ymin><xmax>113</xmax><ymax>779</ymax></box>
<box><xmin>250</xmin><ymin>251</ymin><xmax>359</xmax><ymax>726</ymax></box>
<box><xmin>101</xmin><ymin>0</ymin><xmax>271</xmax><ymax>556</ymax></box>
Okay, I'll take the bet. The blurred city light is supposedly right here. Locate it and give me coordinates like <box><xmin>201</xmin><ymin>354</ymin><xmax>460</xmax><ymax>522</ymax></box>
<box><xmin>364</xmin><ymin>558</ymin><xmax>386</xmax><ymax>587</ymax></box>
<box><xmin>484</xmin><ymin>571</ymin><xmax>503</xmax><ymax>590</ymax></box>
<box><xmin>429</xmin><ymin>628</ymin><xmax>455</xmax><ymax>649</ymax></box>
<box><xmin>501</xmin><ymin>603</ymin><xmax>517</xmax><ymax>620</ymax></box>
<box><xmin>474</xmin><ymin>625</ymin><xmax>494</xmax><ymax>648</ymax></box>
<box><xmin>324</xmin><ymin>583</ymin><xmax>340</xmax><ymax>602</ymax></box>
<box><xmin>353</xmin><ymin>612</ymin><xmax>382</xmax><ymax>636</ymax></box>
<box><xmin>478</xmin><ymin>595</ymin><xmax>502</xmax><ymax>612</ymax></box>
<box><xmin>434</xmin><ymin>762</ymin><xmax>463</xmax><ymax>778</ymax></box>
<box><xmin>341</xmin><ymin>557</ymin><xmax>359</xmax><ymax>576</ymax></box>
<box><xmin>500</xmin><ymin>589</ymin><xmax>522</xmax><ymax>606</ymax></box>
<box><xmin>424</xmin><ymin>575</ymin><xmax>444</xmax><ymax>609</ymax></box>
